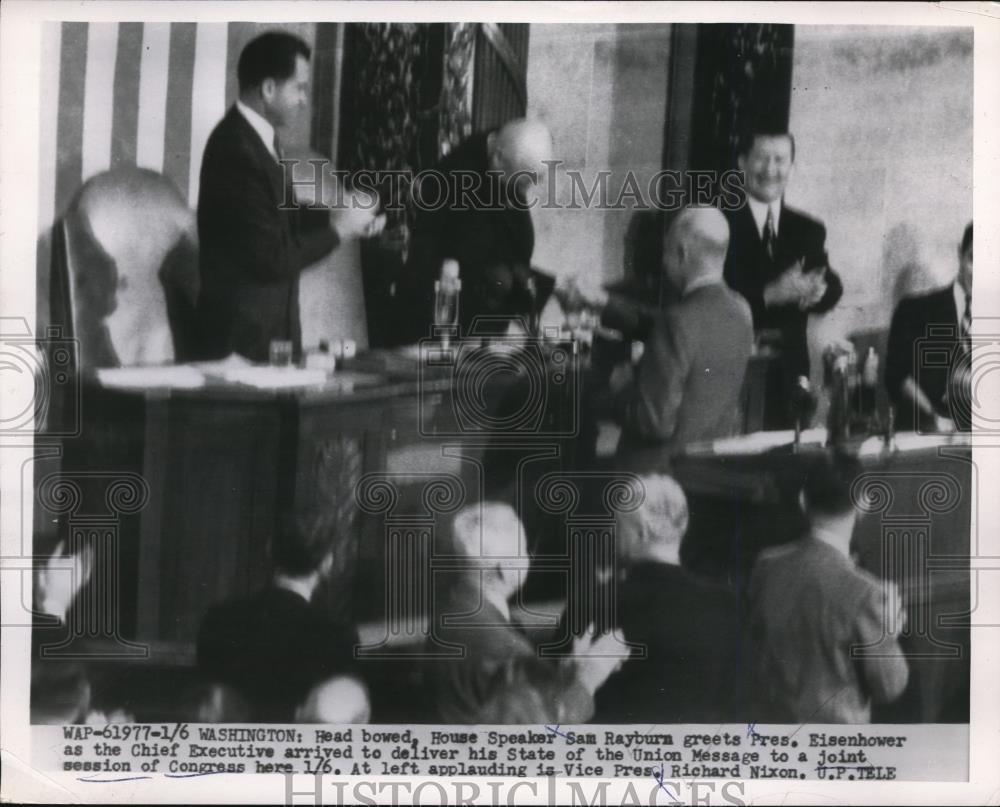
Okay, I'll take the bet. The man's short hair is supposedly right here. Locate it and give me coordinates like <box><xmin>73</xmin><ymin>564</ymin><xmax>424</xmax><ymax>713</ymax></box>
<box><xmin>801</xmin><ymin>452</ymin><xmax>862</xmax><ymax>517</ymax></box>
<box><xmin>738</xmin><ymin>130</ymin><xmax>797</xmax><ymax>162</ymax></box>
<box><xmin>961</xmin><ymin>222</ymin><xmax>973</xmax><ymax>255</ymax></box>
<box><xmin>618</xmin><ymin>474</ymin><xmax>689</xmax><ymax>562</ymax></box>
<box><xmin>272</xmin><ymin>505</ymin><xmax>338</xmax><ymax>576</ymax></box>
<box><xmin>238</xmin><ymin>31</ymin><xmax>311</xmax><ymax>92</ymax></box>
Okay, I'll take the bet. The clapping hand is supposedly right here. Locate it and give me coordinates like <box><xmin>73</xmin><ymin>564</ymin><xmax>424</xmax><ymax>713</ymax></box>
<box><xmin>764</xmin><ymin>260</ymin><xmax>828</xmax><ymax>309</ymax></box>
<box><xmin>35</xmin><ymin>540</ymin><xmax>94</xmax><ymax>622</ymax></box>
<box><xmin>570</xmin><ymin>624</ymin><xmax>629</xmax><ymax>695</ymax></box>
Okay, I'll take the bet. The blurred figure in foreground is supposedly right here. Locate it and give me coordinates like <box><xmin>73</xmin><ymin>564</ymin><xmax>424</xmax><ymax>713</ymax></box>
<box><xmin>749</xmin><ymin>453</ymin><xmax>909</xmax><ymax>723</ymax></box>
<box><xmin>429</xmin><ymin>502</ymin><xmax>624</xmax><ymax>723</ymax></box>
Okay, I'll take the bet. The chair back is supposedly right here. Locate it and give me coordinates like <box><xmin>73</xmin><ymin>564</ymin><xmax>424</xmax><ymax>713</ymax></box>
<box><xmin>52</xmin><ymin>168</ymin><xmax>199</xmax><ymax>369</ymax></box>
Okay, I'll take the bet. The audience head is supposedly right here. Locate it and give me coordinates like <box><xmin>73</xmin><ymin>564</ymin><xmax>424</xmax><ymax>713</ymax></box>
<box><xmin>738</xmin><ymin>130</ymin><xmax>796</xmax><ymax>204</ymax></box>
<box><xmin>958</xmin><ymin>222</ymin><xmax>973</xmax><ymax>296</ymax></box>
<box><xmin>451</xmin><ymin>502</ymin><xmax>526</xmax><ymax>597</ymax></box>
<box><xmin>273</xmin><ymin>505</ymin><xmax>339</xmax><ymax>580</ymax></box>
<box><xmin>182</xmin><ymin>681</ymin><xmax>253</xmax><ymax>723</ymax></box>
<box><xmin>662</xmin><ymin>205</ymin><xmax>730</xmax><ymax>293</ymax></box>
<box><xmin>617</xmin><ymin>474</ymin><xmax>689</xmax><ymax>568</ymax></box>
<box><xmin>295</xmin><ymin>675</ymin><xmax>371</xmax><ymax>723</ymax></box>
<box><xmin>31</xmin><ymin>660</ymin><xmax>91</xmax><ymax>724</ymax></box>
<box><xmin>488</xmin><ymin>118</ymin><xmax>554</xmax><ymax>203</ymax></box>
<box><xmin>800</xmin><ymin>452</ymin><xmax>863</xmax><ymax>531</ymax></box>
<box><xmin>237</xmin><ymin>31</ymin><xmax>311</xmax><ymax>127</ymax></box>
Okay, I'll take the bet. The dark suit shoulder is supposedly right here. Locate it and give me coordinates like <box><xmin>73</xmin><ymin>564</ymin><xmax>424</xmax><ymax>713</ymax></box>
<box><xmin>781</xmin><ymin>205</ymin><xmax>826</xmax><ymax>235</ymax></box>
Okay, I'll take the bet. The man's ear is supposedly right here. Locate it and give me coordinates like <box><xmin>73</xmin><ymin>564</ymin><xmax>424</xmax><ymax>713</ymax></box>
<box><xmin>260</xmin><ymin>77</ymin><xmax>276</xmax><ymax>103</ymax></box>
<box><xmin>736</xmin><ymin>153</ymin><xmax>747</xmax><ymax>173</ymax></box>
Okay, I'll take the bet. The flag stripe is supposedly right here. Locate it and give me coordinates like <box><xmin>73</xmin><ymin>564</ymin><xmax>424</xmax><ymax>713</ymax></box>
<box><xmin>188</xmin><ymin>23</ymin><xmax>228</xmax><ymax>204</ymax></box>
<box><xmin>162</xmin><ymin>22</ymin><xmax>197</xmax><ymax>201</ymax></box>
<box><xmin>81</xmin><ymin>22</ymin><xmax>119</xmax><ymax>181</ymax></box>
<box><xmin>110</xmin><ymin>22</ymin><xmax>144</xmax><ymax>168</ymax></box>
<box><xmin>54</xmin><ymin>22</ymin><xmax>88</xmax><ymax>218</ymax></box>
<box><xmin>136</xmin><ymin>22</ymin><xmax>171</xmax><ymax>173</ymax></box>
<box><xmin>38</xmin><ymin>23</ymin><xmax>63</xmax><ymax>231</ymax></box>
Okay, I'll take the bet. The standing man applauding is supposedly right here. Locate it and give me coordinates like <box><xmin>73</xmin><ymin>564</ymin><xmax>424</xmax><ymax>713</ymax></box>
<box><xmin>724</xmin><ymin>129</ymin><xmax>843</xmax><ymax>427</ymax></box>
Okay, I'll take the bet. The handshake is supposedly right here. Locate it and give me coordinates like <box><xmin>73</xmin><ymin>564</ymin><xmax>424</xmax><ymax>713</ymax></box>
<box><xmin>553</xmin><ymin>274</ymin><xmax>609</xmax><ymax>314</ymax></box>
<box><xmin>764</xmin><ymin>259</ymin><xmax>828</xmax><ymax>310</ymax></box>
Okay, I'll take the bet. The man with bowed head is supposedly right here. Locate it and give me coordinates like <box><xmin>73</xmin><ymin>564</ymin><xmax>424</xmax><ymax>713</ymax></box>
<box><xmin>404</xmin><ymin>118</ymin><xmax>557</xmax><ymax>338</ymax></box>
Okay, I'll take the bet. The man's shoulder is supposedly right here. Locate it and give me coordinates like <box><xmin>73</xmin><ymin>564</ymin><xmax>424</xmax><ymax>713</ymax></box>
<box><xmin>781</xmin><ymin>204</ymin><xmax>826</xmax><ymax>235</ymax></box>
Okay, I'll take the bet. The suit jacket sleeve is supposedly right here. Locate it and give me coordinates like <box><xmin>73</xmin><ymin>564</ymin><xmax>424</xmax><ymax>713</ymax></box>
<box><xmin>201</xmin><ymin>145</ymin><xmax>338</xmax><ymax>282</ymax></box>
<box><xmin>804</xmin><ymin>222</ymin><xmax>843</xmax><ymax>314</ymax></box>
<box><xmin>854</xmin><ymin>584</ymin><xmax>909</xmax><ymax>704</ymax></box>
<box><xmin>618</xmin><ymin>311</ymin><xmax>690</xmax><ymax>442</ymax></box>
<box><xmin>885</xmin><ymin>298</ymin><xmax>914</xmax><ymax>404</ymax></box>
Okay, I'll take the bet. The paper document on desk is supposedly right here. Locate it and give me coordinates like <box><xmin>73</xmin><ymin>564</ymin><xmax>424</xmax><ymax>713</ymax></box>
<box><xmin>690</xmin><ymin>428</ymin><xmax>827</xmax><ymax>456</ymax></box>
<box><xmin>213</xmin><ymin>367</ymin><xmax>329</xmax><ymax>389</ymax></box>
<box><xmin>96</xmin><ymin>365</ymin><xmax>206</xmax><ymax>389</ymax></box>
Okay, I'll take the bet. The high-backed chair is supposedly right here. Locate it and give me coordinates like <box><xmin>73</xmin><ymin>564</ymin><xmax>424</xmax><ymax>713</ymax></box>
<box><xmin>51</xmin><ymin>167</ymin><xmax>200</xmax><ymax>369</ymax></box>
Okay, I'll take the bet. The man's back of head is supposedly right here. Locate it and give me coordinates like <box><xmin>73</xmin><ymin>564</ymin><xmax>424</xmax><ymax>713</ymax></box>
<box><xmin>617</xmin><ymin>474</ymin><xmax>689</xmax><ymax>567</ymax></box>
<box><xmin>664</xmin><ymin>205</ymin><xmax>730</xmax><ymax>292</ymax></box>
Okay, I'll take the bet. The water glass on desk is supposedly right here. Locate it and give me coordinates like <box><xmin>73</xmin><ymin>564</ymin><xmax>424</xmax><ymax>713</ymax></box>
<box><xmin>269</xmin><ymin>339</ymin><xmax>293</xmax><ymax>367</ymax></box>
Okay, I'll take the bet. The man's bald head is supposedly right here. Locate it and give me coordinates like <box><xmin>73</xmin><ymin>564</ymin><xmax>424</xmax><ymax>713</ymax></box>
<box><xmin>488</xmin><ymin>118</ymin><xmax>554</xmax><ymax>202</ymax></box>
<box><xmin>663</xmin><ymin>206</ymin><xmax>730</xmax><ymax>293</ymax></box>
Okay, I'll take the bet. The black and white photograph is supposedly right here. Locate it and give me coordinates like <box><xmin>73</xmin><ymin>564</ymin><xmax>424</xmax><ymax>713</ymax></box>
<box><xmin>1</xmin><ymin>1</ymin><xmax>998</xmax><ymax>804</ymax></box>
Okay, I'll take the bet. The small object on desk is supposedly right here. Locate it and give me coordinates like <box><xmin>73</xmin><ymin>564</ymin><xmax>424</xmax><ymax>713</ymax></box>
<box><xmin>268</xmin><ymin>339</ymin><xmax>293</xmax><ymax>368</ymax></box>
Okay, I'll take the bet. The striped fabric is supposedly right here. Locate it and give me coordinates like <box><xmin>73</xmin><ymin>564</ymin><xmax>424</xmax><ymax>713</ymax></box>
<box><xmin>39</xmin><ymin>21</ymin><xmax>324</xmax><ymax>235</ymax></box>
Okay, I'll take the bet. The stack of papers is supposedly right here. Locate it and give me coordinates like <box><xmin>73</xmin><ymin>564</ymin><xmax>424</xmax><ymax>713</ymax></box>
<box><xmin>96</xmin><ymin>366</ymin><xmax>205</xmax><ymax>390</ymax></box>
<box><xmin>214</xmin><ymin>367</ymin><xmax>329</xmax><ymax>389</ymax></box>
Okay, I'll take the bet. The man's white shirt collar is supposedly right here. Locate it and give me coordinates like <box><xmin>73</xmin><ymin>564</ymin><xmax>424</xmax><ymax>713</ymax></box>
<box><xmin>484</xmin><ymin>588</ymin><xmax>511</xmax><ymax>622</ymax></box>
<box><xmin>747</xmin><ymin>196</ymin><xmax>782</xmax><ymax>240</ymax></box>
<box><xmin>236</xmin><ymin>100</ymin><xmax>278</xmax><ymax>160</ymax></box>
<box><xmin>683</xmin><ymin>276</ymin><xmax>723</xmax><ymax>297</ymax></box>
<box><xmin>953</xmin><ymin>279</ymin><xmax>968</xmax><ymax>322</ymax></box>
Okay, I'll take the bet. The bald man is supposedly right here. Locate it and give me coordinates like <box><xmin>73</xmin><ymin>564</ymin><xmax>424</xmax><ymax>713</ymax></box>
<box><xmin>401</xmin><ymin>118</ymin><xmax>556</xmax><ymax>339</ymax></box>
<box><xmin>614</xmin><ymin>207</ymin><xmax>754</xmax><ymax>465</ymax></box>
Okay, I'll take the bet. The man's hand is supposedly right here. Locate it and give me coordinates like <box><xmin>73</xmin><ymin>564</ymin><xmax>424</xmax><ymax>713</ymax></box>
<box><xmin>763</xmin><ymin>260</ymin><xmax>815</xmax><ymax>307</ymax></box>
<box><xmin>799</xmin><ymin>271</ymin><xmax>828</xmax><ymax>309</ymax></box>
<box><xmin>331</xmin><ymin>189</ymin><xmax>385</xmax><ymax>241</ymax></box>
<box><xmin>36</xmin><ymin>540</ymin><xmax>94</xmax><ymax>623</ymax></box>
<box><xmin>570</xmin><ymin>625</ymin><xmax>629</xmax><ymax>695</ymax></box>
<box><xmin>554</xmin><ymin>275</ymin><xmax>609</xmax><ymax>313</ymax></box>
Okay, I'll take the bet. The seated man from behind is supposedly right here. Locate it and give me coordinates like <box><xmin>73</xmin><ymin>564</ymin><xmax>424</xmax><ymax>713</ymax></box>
<box><xmin>429</xmin><ymin>502</ymin><xmax>624</xmax><ymax>724</ymax></box>
<box><xmin>749</xmin><ymin>453</ymin><xmax>909</xmax><ymax>723</ymax></box>
<box><xmin>197</xmin><ymin>507</ymin><xmax>358</xmax><ymax>721</ymax></box>
<box><xmin>593</xmin><ymin>474</ymin><xmax>747</xmax><ymax>723</ymax></box>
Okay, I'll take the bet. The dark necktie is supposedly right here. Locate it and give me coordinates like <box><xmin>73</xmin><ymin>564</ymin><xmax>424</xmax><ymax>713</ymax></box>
<box><xmin>273</xmin><ymin>133</ymin><xmax>284</xmax><ymax>162</ymax></box>
<box><xmin>762</xmin><ymin>208</ymin><xmax>775</xmax><ymax>261</ymax></box>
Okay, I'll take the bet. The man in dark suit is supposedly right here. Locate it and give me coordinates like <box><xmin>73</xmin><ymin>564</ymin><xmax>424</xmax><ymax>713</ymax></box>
<box><xmin>724</xmin><ymin>130</ymin><xmax>843</xmax><ymax>426</ymax></box>
<box><xmin>593</xmin><ymin>474</ymin><xmax>748</xmax><ymax>723</ymax></box>
<box><xmin>427</xmin><ymin>503</ymin><xmax>623</xmax><ymax>724</ymax></box>
<box><xmin>197</xmin><ymin>32</ymin><xmax>380</xmax><ymax>362</ymax></box>
<box><xmin>403</xmin><ymin>119</ymin><xmax>556</xmax><ymax>339</ymax></box>
<box><xmin>886</xmin><ymin>223</ymin><xmax>973</xmax><ymax>431</ymax></box>
<box><xmin>749</xmin><ymin>453</ymin><xmax>909</xmax><ymax>723</ymax></box>
<box><xmin>613</xmin><ymin>206</ymin><xmax>754</xmax><ymax>466</ymax></box>
<box><xmin>196</xmin><ymin>506</ymin><xmax>359</xmax><ymax>722</ymax></box>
